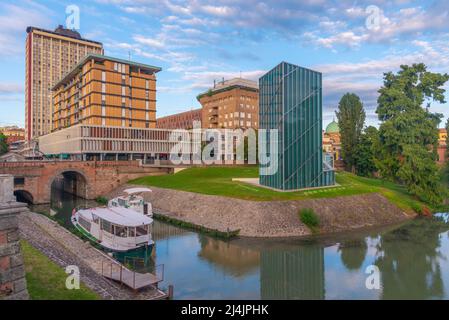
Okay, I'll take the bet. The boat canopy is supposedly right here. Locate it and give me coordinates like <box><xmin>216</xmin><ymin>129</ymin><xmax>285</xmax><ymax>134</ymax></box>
<box><xmin>123</xmin><ymin>187</ymin><xmax>153</xmax><ymax>195</ymax></box>
<box><xmin>78</xmin><ymin>207</ymin><xmax>153</xmax><ymax>227</ymax></box>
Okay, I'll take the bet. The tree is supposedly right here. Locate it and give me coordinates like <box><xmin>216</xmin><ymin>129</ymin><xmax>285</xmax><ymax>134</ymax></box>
<box><xmin>375</xmin><ymin>63</ymin><xmax>449</xmax><ymax>205</ymax></box>
<box><xmin>354</xmin><ymin>126</ymin><xmax>378</xmax><ymax>177</ymax></box>
<box><xmin>336</xmin><ymin>93</ymin><xmax>366</xmax><ymax>173</ymax></box>
<box><xmin>0</xmin><ymin>133</ymin><xmax>8</xmax><ymax>155</ymax></box>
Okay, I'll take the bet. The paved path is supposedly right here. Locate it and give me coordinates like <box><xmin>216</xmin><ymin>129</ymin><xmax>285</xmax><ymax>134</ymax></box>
<box><xmin>18</xmin><ymin>210</ymin><xmax>167</xmax><ymax>300</ymax></box>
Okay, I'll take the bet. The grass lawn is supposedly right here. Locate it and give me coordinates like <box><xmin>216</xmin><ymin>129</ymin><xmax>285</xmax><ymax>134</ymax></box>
<box><xmin>21</xmin><ymin>240</ymin><xmax>100</xmax><ymax>300</ymax></box>
<box><xmin>130</xmin><ymin>166</ymin><xmax>430</xmax><ymax>214</ymax></box>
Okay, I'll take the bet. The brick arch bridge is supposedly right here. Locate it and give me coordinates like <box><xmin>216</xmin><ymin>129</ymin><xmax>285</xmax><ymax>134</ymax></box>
<box><xmin>0</xmin><ymin>161</ymin><xmax>172</xmax><ymax>204</ymax></box>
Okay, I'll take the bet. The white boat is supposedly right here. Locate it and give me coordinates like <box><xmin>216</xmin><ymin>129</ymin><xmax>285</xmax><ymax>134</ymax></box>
<box><xmin>71</xmin><ymin>206</ymin><xmax>154</xmax><ymax>252</ymax></box>
<box><xmin>109</xmin><ymin>187</ymin><xmax>153</xmax><ymax>217</ymax></box>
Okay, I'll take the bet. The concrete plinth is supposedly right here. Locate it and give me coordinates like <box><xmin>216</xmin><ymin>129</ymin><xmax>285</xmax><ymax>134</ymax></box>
<box><xmin>0</xmin><ymin>174</ymin><xmax>29</xmax><ymax>300</ymax></box>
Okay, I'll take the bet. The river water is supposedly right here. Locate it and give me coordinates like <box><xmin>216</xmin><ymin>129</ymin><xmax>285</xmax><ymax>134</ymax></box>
<box><xmin>32</xmin><ymin>188</ymin><xmax>449</xmax><ymax>300</ymax></box>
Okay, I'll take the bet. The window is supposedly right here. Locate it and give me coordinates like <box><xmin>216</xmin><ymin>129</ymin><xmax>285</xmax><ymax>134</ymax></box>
<box><xmin>114</xmin><ymin>225</ymin><xmax>127</xmax><ymax>238</ymax></box>
<box><xmin>145</xmin><ymin>101</ymin><xmax>149</xmax><ymax>110</ymax></box>
<box><xmin>122</xmin><ymin>108</ymin><xmax>126</xmax><ymax>117</ymax></box>
<box><xmin>136</xmin><ymin>226</ymin><xmax>148</xmax><ymax>236</ymax></box>
<box><xmin>121</xmin><ymin>86</ymin><xmax>126</xmax><ymax>96</ymax></box>
<box><xmin>101</xmin><ymin>71</ymin><xmax>106</xmax><ymax>82</ymax></box>
<box><xmin>114</xmin><ymin>63</ymin><xmax>118</xmax><ymax>71</ymax></box>
<box><xmin>13</xmin><ymin>177</ymin><xmax>25</xmax><ymax>187</ymax></box>
<box><xmin>248</xmin><ymin>113</ymin><xmax>251</xmax><ymax>119</ymax></box>
<box><xmin>78</xmin><ymin>217</ymin><xmax>91</xmax><ymax>232</ymax></box>
<box><xmin>145</xmin><ymin>80</ymin><xmax>149</xmax><ymax>89</ymax></box>
<box><xmin>101</xmin><ymin>219</ymin><xmax>112</xmax><ymax>233</ymax></box>
<box><xmin>146</xmin><ymin>112</ymin><xmax>149</xmax><ymax>121</ymax></box>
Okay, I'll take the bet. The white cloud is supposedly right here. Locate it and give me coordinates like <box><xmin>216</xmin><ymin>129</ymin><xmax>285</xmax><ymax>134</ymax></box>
<box><xmin>0</xmin><ymin>82</ymin><xmax>23</xmax><ymax>94</ymax></box>
<box><xmin>0</xmin><ymin>2</ymin><xmax>53</xmax><ymax>57</ymax></box>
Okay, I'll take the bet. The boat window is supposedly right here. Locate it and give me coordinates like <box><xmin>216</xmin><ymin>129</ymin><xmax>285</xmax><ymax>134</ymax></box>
<box><xmin>114</xmin><ymin>225</ymin><xmax>127</xmax><ymax>238</ymax></box>
<box><xmin>101</xmin><ymin>219</ymin><xmax>112</xmax><ymax>233</ymax></box>
<box><xmin>136</xmin><ymin>225</ymin><xmax>148</xmax><ymax>236</ymax></box>
<box><xmin>79</xmin><ymin>216</ymin><xmax>91</xmax><ymax>231</ymax></box>
<box><xmin>92</xmin><ymin>214</ymin><xmax>99</xmax><ymax>224</ymax></box>
<box><xmin>128</xmin><ymin>227</ymin><xmax>135</xmax><ymax>237</ymax></box>
<box><xmin>118</xmin><ymin>198</ymin><xmax>126</xmax><ymax>206</ymax></box>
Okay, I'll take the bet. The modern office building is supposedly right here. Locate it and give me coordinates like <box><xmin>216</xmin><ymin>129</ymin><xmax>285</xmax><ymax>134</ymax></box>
<box><xmin>156</xmin><ymin>108</ymin><xmax>202</xmax><ymax>129</ymax></box>
<box><xmin>38</xmin><ymin>124</ymin><xmax>191</xmax><ymax>163</ymax></box>
<box><xmin>25</xmin><ymin>26</ymin><xmax>103</xmax><ymax>140</ymax></box>
<box><xmin>52</xmin><ymin>54</ymin><xmax>161</xmax><ymax>131</ymax></box>
<box><xmin>197</xmin><ymin>78</ymin><xmax>259</xmax><ymax>130</ymax></box>
<box><xmin>259</xmin><ymin>62</ymin><xmax>335</xmax><ymax>190</ymax></box>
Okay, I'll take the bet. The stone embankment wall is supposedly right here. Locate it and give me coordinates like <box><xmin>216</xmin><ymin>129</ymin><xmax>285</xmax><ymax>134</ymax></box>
<box><xmin>111</xmin><ymin>185</ymin><xmax>410</xmax><ymax>238</ymax></box>
<box><xmin>0</xmin><ymin>175</ymin><xmax>29</xmax><ymax>300</ymax></box>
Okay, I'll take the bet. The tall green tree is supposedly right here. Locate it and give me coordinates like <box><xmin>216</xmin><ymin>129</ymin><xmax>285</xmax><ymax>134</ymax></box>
<box><xmin>0</xmin><ymin>133</ymin><xmax>8</xmax><ymax>155</ymax></box>
<box><xmin>354</xmin><ymin>126</ymin><xmax>378</xmax><ymax>177</ymax></box>
<box><xmin>336</xmin><ymin>93</ymin><xmax>366</xmax><ymax>173</ymax></box>
<box><xmin>375</xmin><ymin>63</ymin><xmax>449</xmax><ymax>205</ymax></box>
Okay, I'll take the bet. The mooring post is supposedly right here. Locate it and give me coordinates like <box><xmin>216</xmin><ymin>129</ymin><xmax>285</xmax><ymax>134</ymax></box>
<box><xmin>168</xmin><ymin>285</ymin><xmax>174</xmax><ymax>300</ymax></box>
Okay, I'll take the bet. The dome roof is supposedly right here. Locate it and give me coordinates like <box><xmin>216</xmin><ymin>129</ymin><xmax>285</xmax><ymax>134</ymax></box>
<box><xmin>325</xmin><ymin>120</ymin><xmax>340</xmax><ymax>134</ymax></box>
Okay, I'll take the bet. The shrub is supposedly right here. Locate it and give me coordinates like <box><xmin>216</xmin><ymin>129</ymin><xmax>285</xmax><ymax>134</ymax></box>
<box><xmin>411</xmin><ymin>203</ymin><xmax>423</xmax><ymax>215</ymax></box>
<box><xmin>95</xmin><ymin>196</ymin><xmax>108</xmax><ymax>206</ymax></box>
<box><xmin>299</xmin><ymin>208</ymin><xmax>320</xmax><ymax>232</ymax></box>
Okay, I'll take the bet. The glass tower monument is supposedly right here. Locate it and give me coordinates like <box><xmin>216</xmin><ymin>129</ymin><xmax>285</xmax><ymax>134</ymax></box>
<box><xmin>259</xmin><ymin>62</ymin><xmax>335</xmax><ymax>190</ymax></box>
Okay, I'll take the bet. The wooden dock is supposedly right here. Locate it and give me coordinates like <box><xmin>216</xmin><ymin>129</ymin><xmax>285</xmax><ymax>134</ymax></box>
<box><xmin>102</xmin><ymin>260</ymin><xmax>164</xmax><ymax>291</ymax></box>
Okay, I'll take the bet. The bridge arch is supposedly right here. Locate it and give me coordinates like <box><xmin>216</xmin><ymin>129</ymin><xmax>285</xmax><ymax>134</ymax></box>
<box><xmin>14</xmin><ymin>190</ymin><xmax>34</xmax><ymax>204</ymax></box>
<box><xmin>49</xmin><ymin>169</ymin><xmax>91</xmax><ymax>200</ymax></box>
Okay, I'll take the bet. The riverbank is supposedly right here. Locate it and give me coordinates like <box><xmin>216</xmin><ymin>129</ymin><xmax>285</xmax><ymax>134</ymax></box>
<box><xmin>21</xmin><ymin>240</ymin><xmax>100</xmax><ymax>300</ymax></box>
<box><xmin>109</xmin><ymin>185</ymin><xmax>410</xmax><ymax>238</ymax></box>
<box><xmin>130</xmin><ymin>167</ymin><xmax>430</xmax><ymax>214</ymax></box>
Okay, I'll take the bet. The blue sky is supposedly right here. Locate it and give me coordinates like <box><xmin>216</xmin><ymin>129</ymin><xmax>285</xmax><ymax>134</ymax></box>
<box><xmin>1</xmin><ymin>0</ymin><xmax>449</xmax><ymax>128</ymax></box>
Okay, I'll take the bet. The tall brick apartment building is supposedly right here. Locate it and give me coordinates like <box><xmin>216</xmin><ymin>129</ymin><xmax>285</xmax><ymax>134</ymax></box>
<box><xmin>52</xmin><ymin>54</ymin><xmax>161</xmax><ymax>130</ymax></box>
<box><xmin>25</xmin><ymin>26</ymin><xmax>103</xmax><ymax>140</ymax></box>
<box><xmin>156</xmin><ymin>108</ymin><xmax>202</xmax><ymax>129</ymax></box>
<box><xmin>197</xmin><ymin>78</ymin><xmax>259</xmax><ymax>130</ymax></box>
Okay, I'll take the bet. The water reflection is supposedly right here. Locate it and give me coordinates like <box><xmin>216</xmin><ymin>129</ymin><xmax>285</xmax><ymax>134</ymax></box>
<box><xmin>260</xmin><ymin>246</ymin><xmax>325</xmax><ymax>299</ymax></box>
<box><xmin>374</xmin><ymin>217</ymin><xmax>448</xmax><ymax>299</ymax></box>
<box><xmin>198</xmin><ymin>236</ymin><xmax>260</xmax><ymax>277</ymax></box>
<box><xmin>338</xmin><ymin>239</ymin><xmax>368</xmax><ymax>271</ymax></box>
<box><xmin>37</xmin><ymin>189</ymin><xmax>449</xmax><ymax>299</ymax></box>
